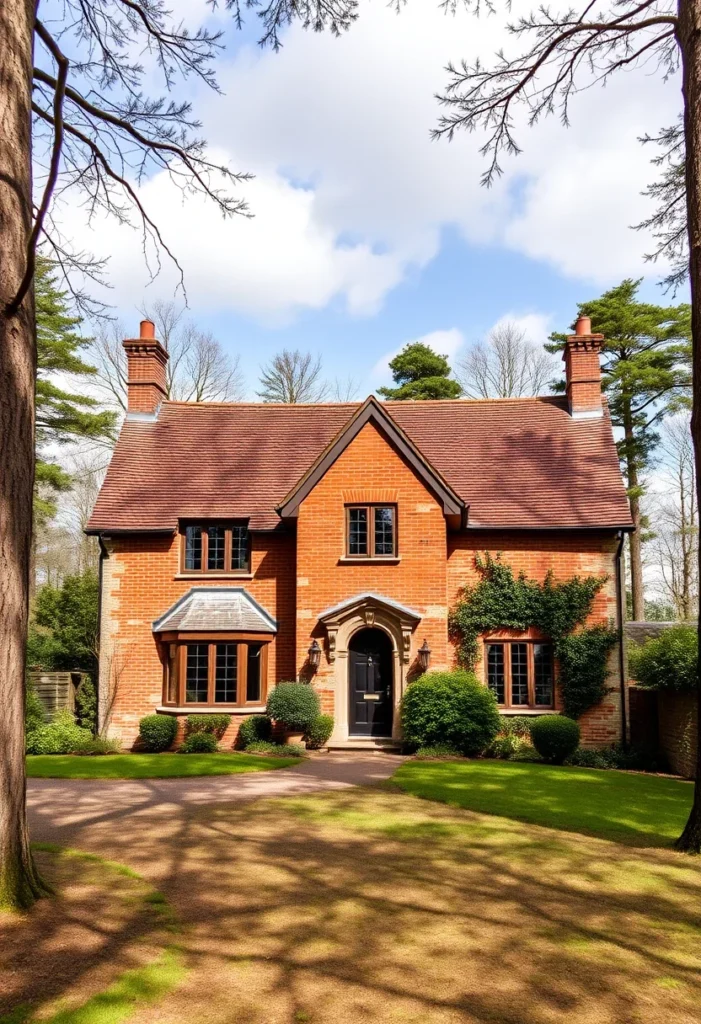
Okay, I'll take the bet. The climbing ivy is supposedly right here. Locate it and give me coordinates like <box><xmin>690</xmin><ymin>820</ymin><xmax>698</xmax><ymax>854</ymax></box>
<box><xmin>449</xmin><ymin>554</ymin><xmax>619</xmax><ymax>719</ymax></box>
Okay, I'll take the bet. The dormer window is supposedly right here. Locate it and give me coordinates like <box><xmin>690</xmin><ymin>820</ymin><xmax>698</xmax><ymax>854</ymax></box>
<box><xmin>346</xmin><ymin>505</ymin><xmax>396</xmax><ymax>558</ymax></box>
<box><xmin>181</xmin><ymin>522</ymin><xmax>250</xmax><ymax>574</ymax></box>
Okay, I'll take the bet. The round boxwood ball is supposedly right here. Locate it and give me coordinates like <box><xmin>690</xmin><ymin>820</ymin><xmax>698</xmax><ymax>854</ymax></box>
<box><xmin>266</xmin><ymin>682</ymin><xmax>320</xmax><ymax>731</ymax></box>
<box><xmin>401</xmin><ymin>671</ymin><xmax>500</xmax><ymax>756</ymax></box>
<box><xmin>530</xmin><ymin>715</ymin><xmax>580</xmax><ymax>764</ymax></box>
<box><xmin>179</xmin><ymin>731</ymin><xmax>218</xmax><ymax>753</ymax></box>
<box><xmin>138</xmin><ymin>713</ymin><xmax>178</xmax><ymax>752</ymax></box>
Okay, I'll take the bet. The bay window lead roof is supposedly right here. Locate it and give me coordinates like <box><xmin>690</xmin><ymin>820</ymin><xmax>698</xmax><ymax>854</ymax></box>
<box><xmin>152</xmin><ymin>587</ymin><xmax>277</xmax><ymax>634</ymax></box>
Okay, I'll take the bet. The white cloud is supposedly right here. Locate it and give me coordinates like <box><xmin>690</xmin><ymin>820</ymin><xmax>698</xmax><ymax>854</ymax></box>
<box><xmin>370</xmin><ymin>328</ymin><xmax>464</xmax><ymax>387</ymax></box>
<box><xmin>58</xmin><ymin>0</ymin><xmax>682</xmax><ymax>320</ymax></box>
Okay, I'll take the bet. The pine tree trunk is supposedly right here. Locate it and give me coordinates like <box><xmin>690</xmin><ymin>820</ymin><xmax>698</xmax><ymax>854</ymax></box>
<box><xmin>677</xmin><ymin>0</ymin><xmax>701</xmax><ymax>854</ymax></box>
<box><xmin>622</xmin><ymin>404</ymin><xmax>645</xmax><ymax>620</ymax></box>
<box><xmin>0</xmin><ymin>0</ymin><xmax>49</xmax><ymax>908</ymax></box>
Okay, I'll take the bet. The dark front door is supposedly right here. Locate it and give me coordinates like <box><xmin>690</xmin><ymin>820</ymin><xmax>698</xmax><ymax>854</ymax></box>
<box><xmin>349</xmin><ymin>628</ymin><xmax>393</xmax><ymax>737</ymax></box>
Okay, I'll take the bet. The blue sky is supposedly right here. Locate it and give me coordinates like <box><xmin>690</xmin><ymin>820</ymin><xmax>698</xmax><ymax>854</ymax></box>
<box><xmin>55</xmin><ymin>0</ymin><xmax>686</xmax><ymax>398</ymax></box>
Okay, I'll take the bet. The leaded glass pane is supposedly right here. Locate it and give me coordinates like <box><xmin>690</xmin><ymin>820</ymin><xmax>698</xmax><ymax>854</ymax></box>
<box><xmin>348</xmin><ymin>508</ymin><xmax>368</xmax><ymax>555</ymax></box>
<box><xmin>215</xmin><ymin>643</ymin><xmax>237</xmax><ymax>703</ymax></box>
<box><xmin>487</xmin><ymin>644</ymin><xmax>505</xmax><ymax>704</ymax></box>
<box><xmin>246</xmin><ymin>644</ymin><xmax>262</xmax><ymax>703</ymax></box>
<box><xmin>184</xmin><ymin>525</ymin><xmax>202</xmax><ymax>571</ymax></box>
<box><xmin>231</xmin><ymin>525</ymin><xmax>249</xmax><ymax>571</ymax></box>
<box><xmin>511</xmin><ymin>643</ymin><xmax>529</xmax><ymax>705</ymax></box>
<box><xmin>534</xmin><ymin>644</ymin><xmax>553</xmax><ymax>706</ymax></box>
<box><xmin>185</xmin><ymin>644</ymin><xmax>208</xmax><ymax>702</ymax></box>
<box><xmin>374</xmin><ymin>507</ymin><xmax>395</xmax><ymax>556</ymax></box>
<box><xmin>207</xmin><ymin>526</ymin><xmax>225</xmax><ymax>571</ymax></box>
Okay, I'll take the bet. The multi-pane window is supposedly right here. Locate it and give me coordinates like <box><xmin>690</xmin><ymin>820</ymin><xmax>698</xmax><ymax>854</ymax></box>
<box><xmin>182</xmin><ymin>523</ymin><xmax>250</xmax><ymax>574</ymax></box>
<box><xmin>185</xmin><ymin>644</ymin><xmax>209</xmax><ymax>703</ymax></box>
<box><xmin>346</xmin><ymin>506</ymin><xmax>396</xmax><ymax>558</ymax></box>
<box><xmin>214</xmin><ymin>643</ymin><xmax>238</xmax><ymax>703</ymax></box>
<box><xmin>172</xmin><ymin>640</ymin><xmax>268</xmax><ymax>706</ymax></box>
<box><xmin>486</xmin><ymin>641</ymin><xmax>554</xmax><ymax>709</ymax></box>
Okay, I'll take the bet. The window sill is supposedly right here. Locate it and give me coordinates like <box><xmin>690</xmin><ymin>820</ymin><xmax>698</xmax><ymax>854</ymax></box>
<box><xmin>174</xmin><ymin>573</ymin><xmax>254</xmax><ymax>581</ymax></box>
<box><xmin>156</xmin><ymin>705</ymin><xmax>266</xmax><ymax>715</ymax></box>
<box><xmin>337</xmin><ymin>556</ymin><xmax>401</xmax><ymax>565</ymax></box>
<box><xmin>498</xmin><ymin>708</ymin><xmax>557</xmax><ymax>716</ymax></box>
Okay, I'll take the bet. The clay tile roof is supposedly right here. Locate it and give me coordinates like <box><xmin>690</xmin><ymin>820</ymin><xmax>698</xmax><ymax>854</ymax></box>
<box><xmin>87</xmin><ymin>396</ymin><xmax>632</xmax><ymax>534</ymax></box>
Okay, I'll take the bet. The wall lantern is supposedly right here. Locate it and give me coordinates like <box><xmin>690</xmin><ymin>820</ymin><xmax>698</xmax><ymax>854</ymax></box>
<box><xmin>308</xmin><ymin>639</ymin><xmax>322</xmax><ymax>671</ymax></box>
<box><xmin>418</xmin><ymin>640</ymin><xmax>431</xmax><ymax>673</ymax></box>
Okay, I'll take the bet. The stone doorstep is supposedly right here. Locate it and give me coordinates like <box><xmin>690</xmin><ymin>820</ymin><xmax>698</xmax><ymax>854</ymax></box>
<box><xmin>326</xmin><ymin>737</ymin><xmax>402</xmax><ymax>752</ymax></box>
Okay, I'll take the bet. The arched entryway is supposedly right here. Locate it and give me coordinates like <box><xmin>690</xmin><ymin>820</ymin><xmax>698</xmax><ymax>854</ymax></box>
<box><xmin>348</xmin><ymin>627</ymin><xmax>394</xmax><ymax>737</ymax></box>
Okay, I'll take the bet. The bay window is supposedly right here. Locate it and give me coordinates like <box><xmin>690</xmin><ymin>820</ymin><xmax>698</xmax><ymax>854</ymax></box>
<box><xmin>163</xmin><ymin>637</ymin><xmax>268</xmax><ymax>707</ymax></box>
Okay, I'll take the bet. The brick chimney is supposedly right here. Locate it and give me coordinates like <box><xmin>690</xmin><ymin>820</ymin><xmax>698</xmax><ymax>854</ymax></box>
<box><xmin>122</xmin><ymin>320</ymin><xmax>168</xmax><ymax>417</ymax></box>
<box><xmin>563</xmin><ymin>315</ymin><xmax>604</xmax><ymax>419</ymax></box>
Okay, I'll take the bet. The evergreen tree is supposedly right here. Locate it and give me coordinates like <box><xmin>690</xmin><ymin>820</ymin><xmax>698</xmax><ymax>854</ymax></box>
<box><xmin>378</xmin><ymin>343</ymin><xmax>462</xmax><ymax>401</ymax></box>
<box><xmin>27</xmin><ymin>570</ymin><xmax>99</xmax><ymax>674</ymax></box>
<box><xmin>548</xmin><ymin>280</ymin><xmax>691</xmax><ymax>621</ymax></box>
<box><xmin>35</xmin><ymin>257</ymin><xmax>116</xmax><ymax>525</ymax></box>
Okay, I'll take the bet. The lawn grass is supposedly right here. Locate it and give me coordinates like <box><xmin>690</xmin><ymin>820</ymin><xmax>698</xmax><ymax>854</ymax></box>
<box><xmin>392</xmin><ymin>758</ymin><xmax>694</xmax><ymax>847</ymax></box>
<box><xmin>26</xmin><ymin>751</ymin><xmax>301</xmax><ymax>779</ymax></box>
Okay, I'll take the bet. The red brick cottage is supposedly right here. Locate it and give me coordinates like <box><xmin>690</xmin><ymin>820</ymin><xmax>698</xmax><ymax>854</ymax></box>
<box><xmin>87</xmin><ymin>316</ymin><xmax>632</xmax><ymax>749</ymax></box>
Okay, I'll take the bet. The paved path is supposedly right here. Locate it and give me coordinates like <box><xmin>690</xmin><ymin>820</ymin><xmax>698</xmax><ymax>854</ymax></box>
<box><xmin>27</xmin><ymin>752</ymin><xmax>403</xmax><ymax>845</ymax></box>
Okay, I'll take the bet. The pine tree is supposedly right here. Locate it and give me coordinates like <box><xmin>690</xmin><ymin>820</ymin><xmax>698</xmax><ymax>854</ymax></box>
<box><xmin>548</xmin><ymin>280</ymin><xmax>692</xmax><ymax>621</ymax></box>
<box><xmin>35</xmin><ymin>257</ymin><xmax>116</xmax><ymax>526</ymax></box>
<box><xmin>378</xmin><ymin>343</ymin><xmax>462</xmax><ymax>401</ymax></box>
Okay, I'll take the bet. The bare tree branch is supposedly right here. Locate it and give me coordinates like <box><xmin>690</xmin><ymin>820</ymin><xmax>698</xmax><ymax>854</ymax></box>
<box><xmin>257</xmin><ymin>349</ymin><xmax>328</xmax><ymax>402</ymax></box>
<box><xmin>457</xmin><ymin>321</ymin><xmax>556</xmax><ymax>397</ymax></box>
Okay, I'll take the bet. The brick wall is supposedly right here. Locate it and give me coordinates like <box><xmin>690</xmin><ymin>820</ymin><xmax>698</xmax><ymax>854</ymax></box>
<box><xmin>99</xmin><ymin>530</ymin><xmax>295</xmax><ymax>747</ymax></box>
<box><xmin>447</xmin><ymin>531</ymin><xmax>622</xmax><ymax>746</ymax></box>
<box><xmin>658</xmin><ymin>690</ymin><xmax>697</xmax><ymax>779</ymax></box>
<box><xmin>296</xmin><ymin>421</ymin><xmax>449</xmax><ymax>715</ymax></box>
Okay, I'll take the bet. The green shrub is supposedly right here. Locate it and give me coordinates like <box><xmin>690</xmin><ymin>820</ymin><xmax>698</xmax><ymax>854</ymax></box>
<box><xmin>186</xmin><ymin>713</ymin><xmax>232</xmax><ymax>738</ymax></box>
<box><xmin>304</xmin><ymin>714</ymin><xmax>334</xmax><ymax>749</ymax></box>
<box><xmin>401</xmin><ymin>670</ymin><xmax>501</xmax><ymax>756</ymax></box>
<box><xmin>530</xmin><ymin>715</ymin><xmax>580</xmax><ymax>764</ymax></box>
<box><xmin>413</xmin><ymin>743</ymin><xmax>463</xmax><ymax>760</ymax></box>
<box><xmin>629</xmin><ymin>625</ymin><xmax>697</xmax><ymax>691</ymax></box>
<box><xmin>236</xmin><ymin>715</ymin><xmax>273</xmax><ymax>749</ymax></box>
<box><xmin>498</xmin><ymin>716</ymin><xmax>533</xmax><ymax>739</ymax></box>
<box><xmin>179</xmin><ymin>731</ymin><xmax>219</xmax><ymax>753</ymax></box>
<box><xmin>138</xmin><ymin>714</ymin><xmax>178</xmax><ymax>753</ymax></box>
<box><xmin>567</xmin><ymin>743</ymin><xmax>667</xmax><ymax>773</ymax></box>
<box><xmin>72</xmin><ymin>736</ymin><xmax>121</xmax><ymax>756</ymax></box>
<box><xmin>266</xmin><ymin>682</ymin><xmax>320</xmax><ymax>731</ymax></box>
<box><xmin>246</xmin><ymin>740</ymin><xmax>306</xmax><ymax>757</ymax></box>
<box><xmin>26</xmin><ymin>710</ymin><xmax>92</xmax><ymax>755</ymax></box>
<box><xmin>565</xmin><ymin>746</ymin><xmax>612</xmax><ymax>770</ymax></box>
<box><xmin>75</xmin><ymin>677</ymin><xmax>97</xmax><ymax>732</ymax></box>
<box><xmin>486</xmin><ymin>734</ymin><xmax>527</xmax><ymax>760</ymax></box>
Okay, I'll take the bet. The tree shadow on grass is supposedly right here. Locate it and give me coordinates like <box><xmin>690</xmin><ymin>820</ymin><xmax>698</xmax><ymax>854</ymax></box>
<box><xmin>19</xmin><ymin>783</ymin><xmax>701</xmax><ymax>1024</ymax></box>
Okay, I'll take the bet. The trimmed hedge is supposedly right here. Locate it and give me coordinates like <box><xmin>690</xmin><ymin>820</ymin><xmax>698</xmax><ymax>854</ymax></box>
<box><xmin>266</xmin><ymin>682</ymin><xmax>320</xmax><ymax>731</ymax></box>
<box><xmin>304</xmin><ymin>714</ymin><xmax>334</xmax><ymax>749</ymax></box>
<box><xmin>530</xmin><ymin>715</ymin><xmax>580</xmax><ymax>764</ymax></box>
<box><xmin>139</xmin><ymin>714</ymin><xmax>178</xmax><ymax>752</ymax></box>
<box><xmin>186</xmin><ymin>713</ymin><xmax>232</xmax><ymax>738</ymax></box>
<box><xmin>401</xmin><ymin>671</ymin><xmax>501</xmax><ymax>756</ymax></box>
<box><xmin>179</xmin><ymin>731</ymin><xmax>218</xmax><ymax>754</ymax></box>
<box><xmin>237</xmin><ymin>714</ymin><xmax>273</xmax><ymax>749</ymax></box>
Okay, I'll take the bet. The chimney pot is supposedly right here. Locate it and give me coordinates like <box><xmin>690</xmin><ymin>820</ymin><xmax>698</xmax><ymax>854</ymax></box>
<box><xmin>574</xmin><ymin>315</ymin><xmax>591</xmax><ymax>336</ymax></box>
<box><xmin>122</xmin><ymin>321</ymin><xmax>169</xmax><ymax>416</ymax></box>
